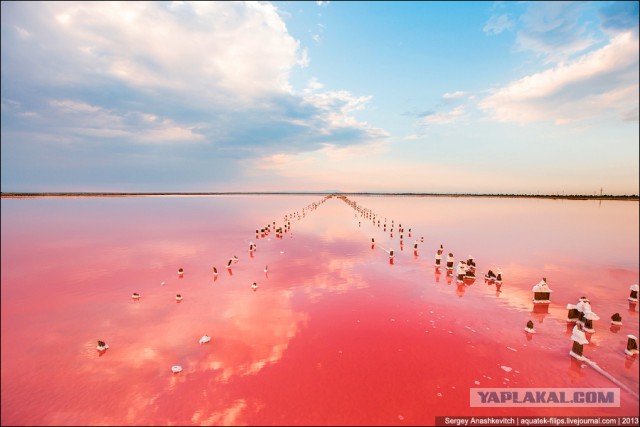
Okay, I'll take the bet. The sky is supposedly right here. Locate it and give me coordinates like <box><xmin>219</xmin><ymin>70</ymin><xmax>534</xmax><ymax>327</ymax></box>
<box><xmin>1</xmin><ymin>1</ymin><xmax>638</xmax><ymax>194</ymax></box>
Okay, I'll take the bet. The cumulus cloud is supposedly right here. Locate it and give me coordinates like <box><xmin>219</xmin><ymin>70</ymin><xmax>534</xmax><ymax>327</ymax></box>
<box><xmin>479</xmin><ymin>31</ymin><xmax>639</xmax><ymax>124</ymax></box>
<box><xmin>1</xmin><ymin>2</ymin><xmax>376</xmax><ymax>141</ymax></box>
<box><xmin>1</xmin><ymin>1</ymin><xmax>387</xmax><ymax>190</ymax></box>
<box><xmin>56</xmin><ymin>2</ymin><xmax>300</xmax><ymax>102</ymax></box>
<box><xmin>483</xmin><ymin>14</ymin><xmax>515</xmax><ymax>35</ymax></box>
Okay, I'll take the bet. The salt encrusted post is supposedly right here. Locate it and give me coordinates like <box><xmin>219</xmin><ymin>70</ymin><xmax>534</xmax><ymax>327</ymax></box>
<box><xmin>575</xmin><ymin>297</ymin><xmax>599</xmax><ymax>333</ymax></box>
<box><xmin>524</xmin><ymin>320</ymin><xmax>536</xmax><ymax>333</ymax></box>
<box><xmin>464</xmin><ymin>264</ymin><xmax>476</xmax><ymax>282</ymax></box>
<box><xmin>610</xmin><ymin>313</ymin><xmax>622</xmax><ymax>333</ymax></box>
<box><xmin>582</xmin><ymin>310</ymin><xmax>600</xmax><ymax>333</ymax></box>
<box><xmin>456</xmin><ymin>261</ymin><xmax>467</xmax><ymax>282</ymax></box>
<box><xmin>466</xmin><ymin>255</ymin><xmax>476</xmax><ymax>269</ymax></box>
<box><xmin>610</xmin><ymin>313</ymin><xmax>622</xmax><ymax>325</ymax></box>
<box><xmin>569</xmin><ymin>324</ymin><xmax>589</xmax><ymax>360</ymax></box>
<box><xmin>532</xmin><ymin>277</ymin><xmax>552</xmax><ymax>304</ymax></box>
<box><xmin>576</xmin><ymin>297</ymin><xmax>591</xmax><ymax>323</ymax></box>
<box><xmin>446</xmin><ymin>253</ymin><xmax>454</xmax><ymax>270</ymax></box>
<box><xmin>485</xmin><ymin>270</ymin><xmax>496</xmax><ymax>282</ymax></box>
<box><xmin>566</xmin><ymin>303</ymin><xmax>580</xmax><ymax>322</ymax></box>
<box><xmin>629</xmin><ymin>284</ymin><xmax>639</xmax><ymax>302</ymax></box>
<box><xmin>625</xmin><ymin>335</ymin><xmax>638</xmax><ymax>357</ymax></box>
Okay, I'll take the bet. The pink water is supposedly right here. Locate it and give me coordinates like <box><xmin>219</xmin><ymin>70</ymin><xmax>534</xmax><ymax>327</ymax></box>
<box><xmin>1</xmin><ymin>195</ymin><xmax>638</xmax><ymax>426</ymax></box>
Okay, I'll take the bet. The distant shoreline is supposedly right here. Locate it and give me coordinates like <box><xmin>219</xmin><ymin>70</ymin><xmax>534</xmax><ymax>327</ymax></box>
<box><xmin>1</xmin><ymin>192</ymin><xmax>638</xmax><ymax>201</ymax></box>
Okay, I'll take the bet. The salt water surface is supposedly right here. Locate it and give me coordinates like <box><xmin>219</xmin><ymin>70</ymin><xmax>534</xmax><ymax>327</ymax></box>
<box><xmin>1</xmin><ymin>195</ymin><xmax>638</xmax><ymax>425</ymax></box>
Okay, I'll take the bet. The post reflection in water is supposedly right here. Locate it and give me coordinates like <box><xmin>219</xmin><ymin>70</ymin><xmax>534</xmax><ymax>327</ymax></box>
<box><xmin>1</xmin><ymin>195</ymin><xmax>638</xmax><ymax>425</ymax></box>
<box><xmin>531</xmin><ymin>303</ymin><xmax>551</xmax><ymax>324</ymax></box>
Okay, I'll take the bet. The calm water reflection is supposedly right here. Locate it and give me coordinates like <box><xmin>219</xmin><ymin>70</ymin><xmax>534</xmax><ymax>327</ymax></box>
<box><xmin>1</xmin><ymin>195</ymin><xmax>638</xmax><ymax>425</ymax></box>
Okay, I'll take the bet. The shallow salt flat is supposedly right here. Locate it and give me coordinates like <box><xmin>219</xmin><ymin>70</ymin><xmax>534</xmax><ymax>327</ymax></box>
<box><xmin>1</xmin><ymin>195</ymin><xmax>638</xmax><ymax>426</ymax></box>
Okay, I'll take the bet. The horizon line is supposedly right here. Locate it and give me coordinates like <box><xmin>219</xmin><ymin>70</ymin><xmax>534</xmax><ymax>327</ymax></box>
<box><xmin>2</xmin><ymin>191</ymin><xmax>638</xmax><ymax>200</ymax></box>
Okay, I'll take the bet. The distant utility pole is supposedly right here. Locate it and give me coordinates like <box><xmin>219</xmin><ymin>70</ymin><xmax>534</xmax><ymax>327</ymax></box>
<box><xmin>600</xmin><ymin>187</ymin><xmax>603</xmax><ymax>196</ymax></box>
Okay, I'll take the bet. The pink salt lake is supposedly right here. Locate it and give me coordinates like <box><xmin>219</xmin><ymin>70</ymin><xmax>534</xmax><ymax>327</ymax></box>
<box><xmin>1</xmin><ymin>195</ymin><xmax>638</xmax><ymax>425</ymax></box>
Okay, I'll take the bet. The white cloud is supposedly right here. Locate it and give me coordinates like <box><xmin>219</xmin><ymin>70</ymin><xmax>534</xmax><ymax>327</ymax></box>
<box><xmin>1</xmin><ymin>98</ymin><xmax>22</xmax><ymax>111</ymax></box>
<box><xmin>483</xmin><ymin>14</ymin><xmax>514</xmax><ymax>35</ymax></box>
<box><xmin>298</xmin><ymin>47</ymin><xmax>310</xmax><ymax>68</ymax></box>
<box><xmin>422</xmin><ymin>106</ymin><xmax>465</xmax><ymax>125</ymax></box>
<box><xmin>49</xmin><ymin>99</ymin><xmax>101</xmax><ymax>113</ymax></box>
<box><xmin>304</xmin><ymin>77</ymin><xmax>324</xmax><ymax>93</ymax></box>
<box><xmin>1</xmin><ymin>0</ymin><xmax>389</xmax><ymax>190</ymax></box>
<box><xmin>313</xmin><ymin>23</ymin><xmax>326</xmax><ymax>43</ymax></box>
<box><xmin>304</xmin><ymin>90</ymin><xmax>371</xmax><ymax>114</ymax></box>
<box><xmin>316</xmin><ymin>1</ymin><xmax>330</xmax><ymax>7</ymax></box>
<box><xmin>516</xmin><ymin>2</ymin><xmax>598</xmax><ymax>62</ymax></box>
<box><xmin>137</xmin><ymin>122</ymin><xmax>204</xmax><ymax>144</ymax></box>
<box><xmin>300</xmin><ymin>89</ymin><xmax>389</xmax><ymax>140</ymax></box>
<box><xmin>46</xmin><ymin>99</ymin><xmax>204</xmax><ymax>144</ymax></box>
<box><xmin>442</xmin><ymin>91</ymin><xmax>466</xmax><ymax>100</ymax></box>
<box><xmin>11</xmin><ymin>2</ymin><xmax>307</xmax><ymax>105</ymax></box>
<box><xmin>479</xmin><ymin>31</ymin><xmax>639</xmax><ymax>124</ymax></box>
